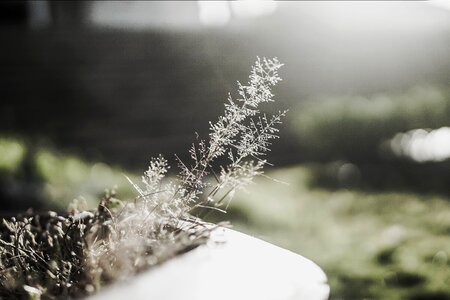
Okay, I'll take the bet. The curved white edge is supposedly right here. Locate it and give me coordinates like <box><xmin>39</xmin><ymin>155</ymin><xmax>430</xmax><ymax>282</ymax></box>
<box><xmin>90</xmin><ymin>227</ymin><xmax>330</xmax><ymax>300</ymax></box>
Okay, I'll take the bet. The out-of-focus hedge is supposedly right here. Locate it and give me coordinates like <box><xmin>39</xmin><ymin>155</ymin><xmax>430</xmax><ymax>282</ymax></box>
<box><xmin>291</xmin><ymin>85</ymin><xmax>450</xmax><ymax>194</ymax></box>
<box><xmin>293</xmin><ymin>85</ymin><xmax>450</xmax><ymax>162</ymax></box>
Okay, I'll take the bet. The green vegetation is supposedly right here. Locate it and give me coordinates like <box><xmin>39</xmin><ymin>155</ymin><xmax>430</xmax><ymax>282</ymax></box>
<box><xmin>292</xmin><ymin>85</ymin><xmax>450</xmax><ymax>162</ymax></box>
<box><xmin>0</xmin><ymin>137</ymin><xmax>26</xmax><ymax>173</ymax></box>
<box><xmin>34</xmin><ymin>149</ymin><xmax>137</xmax><ymax>209</ymax></box>
<box><xmin>0</xmin><ymin>137</ymin><xmax>138</xmax><ymax>211</ymax></box>
<box><xmin>289</xmin><ymin>85</ymin><xmax>450</xmax><ymax>196</ymax></box>
<box><xmin>206</xmin><ymin>165</ymin><xmax>450</xmax><ymax>300</ymax></box>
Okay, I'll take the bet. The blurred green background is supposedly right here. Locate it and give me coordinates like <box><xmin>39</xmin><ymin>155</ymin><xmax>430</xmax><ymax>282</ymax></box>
<box><xmin>1</xmin><ymin>1</ymin><xmax>450</xmax><ymax>299</ymax></box>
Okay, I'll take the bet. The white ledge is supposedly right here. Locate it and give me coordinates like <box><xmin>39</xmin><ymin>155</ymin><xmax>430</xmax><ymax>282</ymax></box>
<box><xmin>91</xmin><ymin>227</ymin><xmax>330</xmax><ymax>300</ymax></box>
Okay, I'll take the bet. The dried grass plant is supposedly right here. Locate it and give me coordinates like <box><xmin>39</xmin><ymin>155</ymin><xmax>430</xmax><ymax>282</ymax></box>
<box><xmin>0</xmin><ymin>57</ymin><xmax>284</xmax><ymax>299</ymax></box>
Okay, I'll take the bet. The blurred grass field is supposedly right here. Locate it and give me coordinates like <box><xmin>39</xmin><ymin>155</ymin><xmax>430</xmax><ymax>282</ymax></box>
<box><xmin>206</xmin><ymin>166</ymin><xmax>450</xmax><ymax>300</ymax></box>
